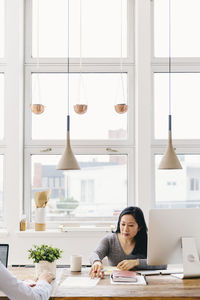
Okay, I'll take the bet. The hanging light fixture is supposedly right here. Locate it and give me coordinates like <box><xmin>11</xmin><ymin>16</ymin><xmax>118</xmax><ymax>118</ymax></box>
<box><xmin>74</xmin><ymin>0</ymin><xmax>87</xmax><ymax>115</ymax></box>
<box><xmin>158</xmin><ymin>0</ymin><xmax>182</xmax><ymax>170</ymax></box>
<box><xmin>115</xmin><ymin>0</ymin><xmax>128</xmax><ymax>114</ymax></box>
<box><xmin>31</xmin><ymin>0</ymin><xmax>45</xmax><ymax>115</ymax></box>
<box><xmin>57</xmin><ymin>0</ymin><xmax>80</xmax><ymax>170</ymax></box>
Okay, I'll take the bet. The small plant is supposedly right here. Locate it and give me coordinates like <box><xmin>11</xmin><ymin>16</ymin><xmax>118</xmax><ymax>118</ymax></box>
<box><xmin>28</xmin><ymin>244</ymin><xmax>63</xmax><ymax>263</ymax></box>
<box><xmin>56</xmin><ymin>196</ymin><xmax>79</xmax><ymax>213</ymax></box>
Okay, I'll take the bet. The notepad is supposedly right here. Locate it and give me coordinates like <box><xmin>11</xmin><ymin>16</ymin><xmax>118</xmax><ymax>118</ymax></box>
<box><xmin>112</xmin><ymin>270</ymin><xmax>137</xmax><ymax>282</ymax></box>
<box><xmin>110</xmin><ymin>274</ymin><xmax>147</xmax><ymax>285</ymax></box>
<box><xmin>59</xmin><ymin>277</ymin><xmax>100</xmax><ymax>288</ymax></box>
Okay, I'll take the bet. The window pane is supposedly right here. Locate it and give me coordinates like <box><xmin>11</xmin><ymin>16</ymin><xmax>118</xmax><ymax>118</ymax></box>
<box><xmin>154</xmin><ymin>0</ymin><xmax>200</xmax><ymax>57</ymax></box>
<box><xmin>0</xmin><ymin>156</ymin><xmax>4</xmax><ymax>223</ymax></box>
<box><xmin>0</xmin><ymin>0</ymin><xmax>4</xmax><ymax>58</ymax></box>
<box><xmin>0</xmin><ymin>74</ymin><xmax>4</xmax><ymax>139</ymax></box>
<box><xmin>155</xmin><ymin>155</ymin><xmax>200</xmax><ymax>208</ymax></box>
<box><xmin>32</xmin><ymin>73</ymin><xmax>128</xmax><ymax>140</ymax></box>
<box><xmin>154</xmin><ymin>73</ymin><xmax>200</xmax><ymax>139</ymax></box>
<box><xmin>32</xmin><ymin>0</ymin><xmax>127</xmax><ymax>58</ymax></box>
<box><xmin>31</xmin><ymin>154</ymin><xmax>127</xmax><ymax>221</ymax></box>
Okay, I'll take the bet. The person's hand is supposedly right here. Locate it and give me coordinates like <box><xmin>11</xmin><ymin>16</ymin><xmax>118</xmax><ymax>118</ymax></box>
<box><xmin>23</xmin><ymin>280</ymin><xmax>37</xmax><ymax>287</ymax></box>
<box><xmin>89</xmin><ymin>261</ymin><xmax>104</xmax><ymax>279</ymax></box>
<box><xmin>117</xmin><ymin>259</ymin><xmax>139</xmax><ymax>270</ymax></box>
<box><xmin>38</xmin><ymin>270</ymin><xmax>54</xmax><ymax>283</ymax></box>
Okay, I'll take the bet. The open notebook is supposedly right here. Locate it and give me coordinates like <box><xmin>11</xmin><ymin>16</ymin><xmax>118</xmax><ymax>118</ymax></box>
<box><xmin>0</xmin><ymin>244</ymin><xmax>9</xmax><ymax>267</ymax></box>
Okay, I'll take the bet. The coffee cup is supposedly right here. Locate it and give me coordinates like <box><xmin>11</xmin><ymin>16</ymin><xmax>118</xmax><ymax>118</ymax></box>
<box><xmin>70</xmin><ymin>255</ymin><xmax>82</xmax><ymax>272</ymax></box>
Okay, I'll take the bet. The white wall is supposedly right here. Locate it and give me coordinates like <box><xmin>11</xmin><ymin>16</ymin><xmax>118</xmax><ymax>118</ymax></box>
<box><xmin>0</xmin><ymin>230</ymin><xmax>107</xmax><ymax>265</ymax></box>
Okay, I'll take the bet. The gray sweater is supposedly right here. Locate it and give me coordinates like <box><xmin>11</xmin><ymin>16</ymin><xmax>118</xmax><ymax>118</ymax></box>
<box><xmin>90</xmin><ymin>233</ymin><xmax>166</xmax><ymax>270</ymax></box>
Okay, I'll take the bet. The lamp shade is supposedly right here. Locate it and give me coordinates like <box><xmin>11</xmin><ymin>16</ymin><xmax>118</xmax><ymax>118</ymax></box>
<box><xmin>159</xmin><ymin>131</ymin><xmax>182</xmax><ymax>170</ymax></box>
<box><xmin>57</xmin><ymin>116</ymin><xmax>80</xmax><ymax>170</ymax></box>
<box><xmin>57</xmin><ymin>131</ymin><xmax>80</xmax><ymax>170</ymax></box>
<box><xmin>159</xmin><ymin>0</ymin><xmax>182</xmax><ymax>170</ymax></box>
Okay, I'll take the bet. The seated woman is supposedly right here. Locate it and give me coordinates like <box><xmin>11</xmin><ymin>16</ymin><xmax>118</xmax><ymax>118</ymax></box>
<box><xmin>89</xmin><ymin>206</ymin><xmax>166</xmax><ymax>278</ymax></box>
<box><xmin>0</xmin><ymin>260</ymin><xmax>54</xmax><ymax>300</ymax></box>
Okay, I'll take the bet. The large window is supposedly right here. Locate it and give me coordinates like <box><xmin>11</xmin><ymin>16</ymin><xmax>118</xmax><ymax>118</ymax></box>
<box><xmin>0</xmin><ymin>0</ymin><xmax>5</xmax><ymax>58</ymax></box>
<box><xmin>0</xmin><ymin>74</ymin><xmax>4</xmax><ymax>140</ymax></box>
<box><xmin>25</xmin><ymin>0</ymin><xmax>134</xmax><ymax>225</ymax></box>
<box><xmin>31</xmin><ymin>73</ymin><xmax>128</xmax><ymax>140</ymax></box>
<box><xmin>153</xmin><ymin>0</ymin><xmax>200</xmax><ymax>208</ymax></box>
<box><xmin>0</xmin><ymin>156</ymin><xmax>4</xmax><ymax>223</ymax></box>
<box><xmin>0</xmin><ymin>0</ymin><xmax>5</xmax><ymax>227</ymax></box>
<box><xmin>0</xmin><ymin>75</ymin><xmax>4</xmax><ymax>223</ymax></box>
<box><xmin>32</xmin><ymin>0</ymin><xmax>127</xmax><ymax>58</ymax></box>
<box><xmin>154</xmin><ymin>0</ymin><xmax>200</xmax><ymax>57</ymax></box>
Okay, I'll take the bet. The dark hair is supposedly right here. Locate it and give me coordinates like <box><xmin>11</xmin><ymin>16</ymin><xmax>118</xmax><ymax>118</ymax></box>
<box><xmin>115</xmin><ymin>206</ymin><xmax>148</xmax><ymax>257</ymax></box>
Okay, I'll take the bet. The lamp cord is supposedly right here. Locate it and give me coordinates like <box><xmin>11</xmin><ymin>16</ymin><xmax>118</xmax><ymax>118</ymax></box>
<box><xmin>79</xmin><ymin>0</ymin><xmax>82</xmax><ymax>102</ymax></box>
<box><xmin>120</xmin><ymin>0</ymin><xmax>125</xmax><ymax>103</ymax></box>
<box><xmin>169</xmin><ymin>0</ymin><xmax>172</xmax><ymax>117</ymax></box>
<box><xmin>67</xmin><ymin>0</ymin><xmax>70</xmax><ymax>116</ymax></box>
<box><xmin>36</xmin><ymin>0</ymin><xmax>41</xmax><ymax>104</ymax></box>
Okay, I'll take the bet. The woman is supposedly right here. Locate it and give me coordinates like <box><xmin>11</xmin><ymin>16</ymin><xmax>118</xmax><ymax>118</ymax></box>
<box><xmin>89</xmin><ymin>206</ymin><xmax>165</xmax><ymax>278</ymax></box>
<box><xmin>0</xmin><ymin>260</ymin><xmax>53</xmax><ymax>300</ymax></box>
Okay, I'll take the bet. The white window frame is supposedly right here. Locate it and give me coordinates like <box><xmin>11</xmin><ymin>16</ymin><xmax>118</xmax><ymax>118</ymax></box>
<box><xmin>151</xmin><ymin>0</ymin><xmax>200</xmax><ymax>209</ymax></box>
<box><xmin>24</xmin><ymin>0</ymin><xmax>135</xmax><ymax>227</ymax></box>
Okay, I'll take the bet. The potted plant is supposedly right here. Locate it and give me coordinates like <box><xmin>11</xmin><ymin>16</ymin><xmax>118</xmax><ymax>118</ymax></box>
<box><xmin>56</xmin><ymin>196</ymin><xmax>79</xmax><ymax>215</ymax></box>
<box><xmin>28</xmin><ymin>244</ymin><xmax>63</xmax><ymax>278</ymax></box>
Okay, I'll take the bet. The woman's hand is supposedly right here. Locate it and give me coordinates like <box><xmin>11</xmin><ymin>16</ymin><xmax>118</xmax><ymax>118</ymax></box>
<box><xmin>117</xmin><ymin>259</ymin><xmax>139</xmax><ymax>270</ymax></box>
<box><xmin>89</xmin><ymin>261</ymin><xmax>104</xmax><ymax>279</ymax></box>
<box><xmin>38</xmin><ymin>270</ymin><xmax>54</xmax><ymax>283</ymax></box>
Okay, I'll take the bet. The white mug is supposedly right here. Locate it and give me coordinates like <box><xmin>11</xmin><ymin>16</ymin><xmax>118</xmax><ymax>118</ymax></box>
<box><xmin>70</xmin><ymin>255</ymin><xmax>82</xmax><ymax>272</ymax></box>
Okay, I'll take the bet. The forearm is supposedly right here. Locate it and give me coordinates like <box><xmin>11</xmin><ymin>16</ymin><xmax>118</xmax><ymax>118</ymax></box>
<box><xmin>0</xmin><ymin>263</ymin><xmax>51</xmax><ymax>300</ymax></box>
<box><xmin>89</xmin><ymin>252</ymin><xmax>102</xmax><ymax>265</ymax></box>
<box><xmin>3</xmin><ymin>280</ymin><xmax>51</xmax><ymax>300</ymax></box>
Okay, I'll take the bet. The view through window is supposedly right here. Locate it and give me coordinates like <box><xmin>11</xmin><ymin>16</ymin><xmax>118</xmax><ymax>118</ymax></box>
<box><xmin>31</xmin><ymin>155</ymin><xmax>127</xmax><ymax>221</ymax></box>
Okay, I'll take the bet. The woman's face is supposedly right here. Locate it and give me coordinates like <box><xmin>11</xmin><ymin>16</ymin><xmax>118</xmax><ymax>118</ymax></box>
<box><xmin>119</xmin><ymin>214</ymin><xmax>140</xmax><ymax>240</ymax></box>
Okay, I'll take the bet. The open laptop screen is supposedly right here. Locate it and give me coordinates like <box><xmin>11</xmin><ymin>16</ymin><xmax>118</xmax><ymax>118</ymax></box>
<box><xmin>0</xmin><ymin>244</ymin><xmax>9</xmax><ymax>267</ymax></box>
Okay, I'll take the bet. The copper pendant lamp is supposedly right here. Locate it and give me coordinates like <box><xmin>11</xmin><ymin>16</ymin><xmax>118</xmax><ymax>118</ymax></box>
<box><xmin>31</xmin><ymin>0</ymin><xmax>45</xmax><ymax>115</ymax></box>
<box><xmin>57</xmin><ymin>0</ymin><xmax>80</xmax><ymax>171</ymax></box>
<box><xmin>158</xmin><ymin>0</ymin><xmax>182</xmax><ymax>170</ymax></box>
<box><xmin>74</xmin><ymin>0</ymin><xmax>87</xmax><ymax>115</ymax></box>
<box><xmin>115</xmin><ymin>0</ymin><xmax>128</xmax><ymax>114</ymax></box>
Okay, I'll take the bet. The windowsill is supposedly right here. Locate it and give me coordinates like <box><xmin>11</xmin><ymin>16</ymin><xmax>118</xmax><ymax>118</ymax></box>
<box><xmin>0</xmin><ymin>229</ymin><xmax>9</xmax><ymax>237</ymax></box>
<box><xmin>16</xmin><ymin>226</ymin><xmax>112</xmax><ymax>237</ymax></box>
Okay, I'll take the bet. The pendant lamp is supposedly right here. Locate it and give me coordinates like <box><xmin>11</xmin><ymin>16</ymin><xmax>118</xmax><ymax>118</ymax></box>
<box><xmin>31</xmin><ymin>0</ymin><xmax>45</xmax><ymax>115</ymax></box>
<box><xmin>74</xmin><ymin>0</ymin><xmax>87</xmax><ymax>115</ymax></box>
<box><xmin>115</xmin><ymin>0</ymin><xmax>128</xmax><ymax>114</ymax></box>
<box><xmin>57</xmin><ymin>0</ymin><xmax>80</xmax><ymax>170</ymax></box>
<box><xmin>158</xmin><ymin>0</ymin><xmax>182</xmax><ymax>170</ymax></box>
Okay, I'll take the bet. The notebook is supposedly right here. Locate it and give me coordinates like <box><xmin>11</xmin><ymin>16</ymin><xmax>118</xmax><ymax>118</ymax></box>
<box><xmin>0</xmin><ymin>244</ymin><xmax>9</xmax><ymax>267</ymax></box>
<box><xmin>111</xmin><ymin>270</ymin><xmax>137</xmax><ymax>282</ymax></box>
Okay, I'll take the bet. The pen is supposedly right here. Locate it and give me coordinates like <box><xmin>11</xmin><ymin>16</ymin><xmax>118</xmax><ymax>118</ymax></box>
<box><xmin>143</xmin><ymin>275</ymin><xmax>148</xmax><ymax>285</ymax></box>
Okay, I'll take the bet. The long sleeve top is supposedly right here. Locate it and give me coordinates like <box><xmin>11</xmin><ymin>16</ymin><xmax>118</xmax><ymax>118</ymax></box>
<box><xmin>89</xmin><ymin>233</ymin><xmax>166</xmax><ymax>270</ymax></box>
<box><xmin>0</xmin><ymin>261</ymin><xmax>52</xmax><ymax>300</ymax></box>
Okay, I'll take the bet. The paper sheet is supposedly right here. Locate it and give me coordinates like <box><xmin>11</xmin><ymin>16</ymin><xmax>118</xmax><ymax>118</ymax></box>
<box><xmin>59</xmin><ymin>276</ymin><xmax>100</xmax><ymax>288</ymax></box>
<box><xmin>110</xmin><ymin>274</ymin><xmax>147</xmax><ymax>285</ymax></box>
<box><xmin>103</xmin><ymin>266</ymin><xmax>118</xmax><ymax>276</ymax></box>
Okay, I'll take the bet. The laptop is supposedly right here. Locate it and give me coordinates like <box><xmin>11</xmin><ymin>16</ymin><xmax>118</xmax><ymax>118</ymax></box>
<box><xmin>0</xmin><ymin>244</ymin><xmax>9</xmax><ymax>267</ymax></box>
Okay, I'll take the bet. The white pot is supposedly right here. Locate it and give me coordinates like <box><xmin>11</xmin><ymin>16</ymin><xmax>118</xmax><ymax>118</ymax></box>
<box><xmin>35</xmin><ymin>208</ymin><xmax>46</xmax><ymax>223</ymax></box>
<box><xmin>35</xmin><ymin>260</ymin><xmax>56</xmax><ymax>278</ymax></box>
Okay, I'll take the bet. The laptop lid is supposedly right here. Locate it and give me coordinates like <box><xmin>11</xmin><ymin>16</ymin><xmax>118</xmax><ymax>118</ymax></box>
<box><xmin>0</xmin><ymin>244</ymin><xmax>9</xmax><ymax>267</ymax></box>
